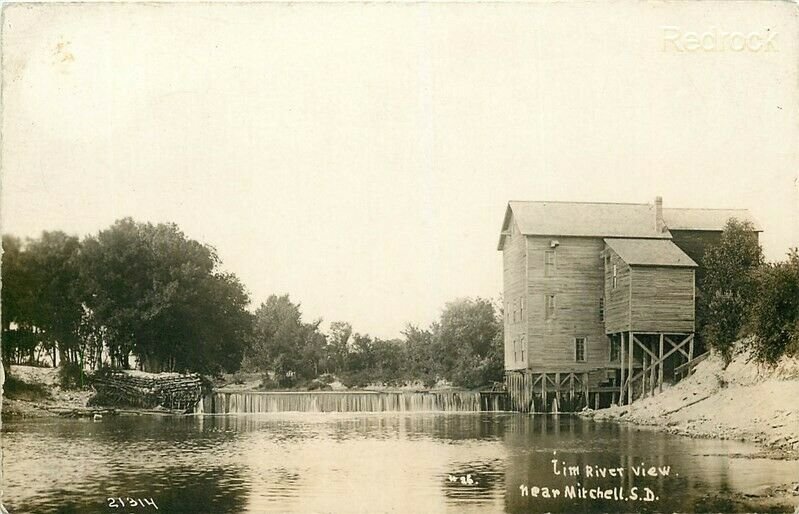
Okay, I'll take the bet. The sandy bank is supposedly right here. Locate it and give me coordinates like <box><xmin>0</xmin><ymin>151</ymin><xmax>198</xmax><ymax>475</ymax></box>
<box><xmin>3</xmin><ymin>365</ymin><xmax>189</xmax><ymax>418</ymax></box>
<box><xmin>582</xmin><ymin>346</ymin><xmax>799</xmax><ymax>456</ymax></box>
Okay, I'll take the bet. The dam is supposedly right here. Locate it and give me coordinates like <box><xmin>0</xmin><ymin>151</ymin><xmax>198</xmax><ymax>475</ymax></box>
<box><xmin>201</xmin><ymin>390</ymin><xmax>508</xmax><ymax>414</ymax></box>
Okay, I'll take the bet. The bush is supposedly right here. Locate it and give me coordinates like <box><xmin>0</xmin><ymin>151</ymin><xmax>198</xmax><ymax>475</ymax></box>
<box><xmin>306</xmin><ymin>378</ymin><xmax>332</xmax><ymax>391</ymax></box>
<box><xmin>747</xmin><ymin>249</ymin><xmax>799</xmax><ymax>365</ymax></box>
<box><xmin>58</xmin><ymin>361</ymin><xmax>86</xmax><ymax>390</ymax></box>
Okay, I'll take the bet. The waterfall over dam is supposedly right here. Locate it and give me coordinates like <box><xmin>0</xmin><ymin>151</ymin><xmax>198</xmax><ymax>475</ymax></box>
<box><xmin>202</xmin><ymin>390</ymin><xmax>508</xmax><ymax>414</ymax></box>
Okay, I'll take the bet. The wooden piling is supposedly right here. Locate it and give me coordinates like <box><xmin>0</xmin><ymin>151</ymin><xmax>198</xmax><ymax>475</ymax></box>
<box><xmin>658</xmin><ymin>334</ymin><xmax>664</xmax><ymax>394</ymax></box>
<box><xmin>620</xmin><ymin>333</ymin><xmax>626</xmax><ymax>405</ymax></box>
<box><xmin>627</xmin><ymin>332</ymin><xmax>633</xmax><ymax>403</ymax></box>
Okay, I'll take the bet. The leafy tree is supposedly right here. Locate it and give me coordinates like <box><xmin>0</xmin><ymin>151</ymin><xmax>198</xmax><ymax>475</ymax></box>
<box><xmin>700</xmin><ymin>219</ymin><xmax>763</xmax><ymax>361</ymax></box>
<box><xmin>80</xmin><ymin>218</ymin><xmax>251</xmax><ymax>373</ymax></box>
<box><xmin>1</xmin><ymin>235</ymin><xmax>36</xmax><ymax>364</ymax></box>
<box><xmin>402</xmin><ymin>324</ymin><xmax>437</xmax><ymax>386</ymax></box>
<box><xmin>25</xmin><ymin>232</ymin><xmax>84</xmax><ymax>366</ymax></box>
<box><xmin>326</xmin><ymin>321</ymin><xmax>353</xmax><ymax>374</ymax></box>
<box><xmin>434</xmin><ymin>297</ymin><xmax>502</xmax><ymax>388</ymax></box>
<box><xmin>747</xmin><ymin>249</ymin><xmax>799</xmax><ymax>364</ymax></box>
<box><xmin>247</xmin><ymin>294</ymin><xmax>325</xmax><ymax>385</ymax></box>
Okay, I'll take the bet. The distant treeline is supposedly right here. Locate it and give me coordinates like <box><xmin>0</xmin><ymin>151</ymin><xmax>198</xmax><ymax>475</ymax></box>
<box><xmin>699</xmin><ymin>219</ymin><xmax>798</xmax><ymax>365</ymax></box>
<box><xmin>1</xmin><ymin>218</ymin><xmax>502</xmax><ymax>388</ymax></box>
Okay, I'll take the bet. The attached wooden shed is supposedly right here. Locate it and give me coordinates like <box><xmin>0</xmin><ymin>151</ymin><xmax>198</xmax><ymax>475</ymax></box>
<box><xmin>603</xmin><ymin>238</ymin><xmax>697</xmax><ymax>334</ymax></box>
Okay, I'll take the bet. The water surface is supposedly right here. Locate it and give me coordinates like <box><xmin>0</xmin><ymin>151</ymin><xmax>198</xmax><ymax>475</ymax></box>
<box><xmin>3</xmin><ymin>413</ymin><xmax>797</xmax><ymax>513</ymax></box>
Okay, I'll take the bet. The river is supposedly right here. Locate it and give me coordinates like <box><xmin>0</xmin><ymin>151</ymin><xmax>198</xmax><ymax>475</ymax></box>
<box><xmin>2</xmin><ymin>413</ymin><xmax>797</xmax><ymax>513</ymax></box>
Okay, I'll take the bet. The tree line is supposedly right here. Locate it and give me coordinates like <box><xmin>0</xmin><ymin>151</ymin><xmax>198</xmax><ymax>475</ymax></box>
<box><xmin>2</xmin><ymin>219</ymin><xmax>503</xmax><ymax>389</ymax></box>
<box><xmin>699</xmin><ymin>219</ymin><xmax>798</xmax><ymax>365</ymax></box>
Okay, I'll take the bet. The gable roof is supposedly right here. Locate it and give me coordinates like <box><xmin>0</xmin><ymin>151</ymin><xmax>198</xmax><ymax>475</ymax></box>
<box><xmin>498</xmin><ymin>201</ymin><xmax>669</xmax><ymax>249</ymax></box>
<box><xmin>497</xmin><ymin>199</ymin><xmax>761</xmax><ymax>250</ymax></box>
<box><xmin>604</xmin><ymin>238</ymin><xmax>697</xmax><ymax>267</ymax></box>
<box><xmin>663</xmin><ymin>208</ymin><xmax>762</xmax><ymax>232</ymax></box>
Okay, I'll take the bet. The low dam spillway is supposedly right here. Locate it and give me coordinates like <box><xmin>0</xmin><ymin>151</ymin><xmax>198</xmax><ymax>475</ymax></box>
<box><xmin>202</xmin><ymin>390</ymin><xmax>508</xmax><ymax>414</ymax></box>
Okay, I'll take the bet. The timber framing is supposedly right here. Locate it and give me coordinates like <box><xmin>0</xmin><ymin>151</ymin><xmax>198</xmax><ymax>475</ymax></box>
<box><xmin>497</xmin><ymin>196</ymin><xmax>758</xmax><ymax>413</ymax></box>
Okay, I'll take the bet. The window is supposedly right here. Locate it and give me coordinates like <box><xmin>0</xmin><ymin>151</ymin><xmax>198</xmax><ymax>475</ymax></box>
<box><xmin>520</xmin><ymin>297</ymin><xmax>524</xmax><ymax>322</ymax></box>
<box><xmin>599</xmin><ymin>297</ymin><xmax>605</xmax><ymax>321</ymax></box>
<box><xmin>575</xmin><ymin>337</ymin><xmax>586</xmax><ymax>362</ymax></box>
<box><xmin>610</xmin><ymin>338</ymin><xmax>620</xmax><ymax>362</ymax></box>
<box><xmin>513</xmin><ymin>339</ymin><xmax>518</xmax><ymax>362</ymax></box>
<box><xmin>544</xmin><ymin>250</ymin><xmax>556</xmax><ymax>277</ymax></box>
<box><xmin>612</xmin><ymin>264</ymin><xmax>618</xmax><ymax>289</ymax></box>
<box><xmin>545</xmin><ymin>294</ymin><xmax>556</xmax><ymax>320</ymax></box>
<box><xmin>520</xmin><ymin>335</ymin><xmax>525</xmax><ymax>361</ymax></box>
<box><xmin>512</xmin><ymin>300</ymin><xmax>517</xmax><ymax>323</ymax></box>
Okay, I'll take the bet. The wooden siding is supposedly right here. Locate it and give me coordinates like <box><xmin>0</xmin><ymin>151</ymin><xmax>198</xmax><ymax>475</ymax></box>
<box><xmin>603</xmin><ymin>247</ymin><xmax>632</xmax><ymax>334</ymax></box>
<box><xmin>630</xmin><ymin>267</ymin><xmax>695</xmax><ymax>333</ymax></box>
<box><xmin>502</xmin><ymin>215</ymin><xmax>527</xmax><ymax>370</ymax></box>
<box><xmin>526</xmin><ymin>236</ymin><xmax>607</xmax><ymax>371</ymax></box>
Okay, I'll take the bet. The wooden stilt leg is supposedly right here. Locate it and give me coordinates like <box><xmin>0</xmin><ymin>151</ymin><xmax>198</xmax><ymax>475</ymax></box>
<box><xmin>583</xmin><ymin>372</ymin><xmax>589</xmax><ymax>409</ymax></box>
<box><xmin>555</xmin><ymin>372</ymin><xmax>560</xmax><ymax>413</ymax></box>
<box><xmin>628</xmin><ymin>332</ymin><xmax>633</xmax><ymax>403</ymax></box>
<box><xmin>569</xmin><ymin>374</ymin><xmax>575</xmax><ymax>410</ymax></box>
<box><xmin>658</xmin><ymin>334</ymin><xmax>664</xmax><ymax>394</ymax></box>
<box><xmin>542</xmin><ymin>373</ymin><xmax>547</xmax><ymax>413</ymax></box>
<box><xmin>620</xmin><ymin>333</ymin><xmax>626</xmax><ymax>405</ymax></box>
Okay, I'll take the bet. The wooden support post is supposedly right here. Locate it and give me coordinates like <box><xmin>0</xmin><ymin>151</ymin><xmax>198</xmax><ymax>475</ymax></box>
<box><xmin>658</xmin><ymin>334</ymin><xmax>664</xmax><ymax>394</ymax></box>
<box><xmin>594</xmin><ymin>391</ymin><xmax>600</xmax><ymax>409</ymax></box>
<box><xmin>583</xmin><ymin>372</ymin><xmax>589</xmax><ymax>409</ymax></box>
<box><xmin>650</xmin><ymin>352</ymin><xmax>657</xmax><ymax>397</ymax></box>
<box><xmin>555</xmin><ymin>372</ymin><xmax>561</xmax><ymax>412</ymax></box>
<box><xmin>641</xmin><ymin>351</ymin><xmax>648</xmax><ymax>398</ymax></box>
<box><xmin>620</xmin><ymin>333</ymin><xmax>626</xmax><ymax>405</ymax></box>
<box><xmin>628</xmin><ymin>332</ymin><xmax>633</xmax><ymax>403</ymax></box>
<box><xmin>541</xmin><ymin>373</ymin><xmax>547</xmax><ymax>413</ymax></box>
<box><xmin>688</xmin><ymin>335</ymin><xmax>695</xmax><ymax>375</ymax></box>
<box><xmin>569</xmin><ymin>374</ymin><xmax>575</xmax><ymax>409</ymax></box>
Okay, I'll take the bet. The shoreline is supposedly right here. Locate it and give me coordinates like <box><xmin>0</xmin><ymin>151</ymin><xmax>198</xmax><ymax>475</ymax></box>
<box><xmin>580</xmin><ymin>349</ymin><xmax>799</xmax><ymax>460</ymax></box>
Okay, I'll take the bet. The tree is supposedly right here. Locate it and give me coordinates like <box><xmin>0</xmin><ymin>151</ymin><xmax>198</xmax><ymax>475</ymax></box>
<box><xmin>700</xmin><ymin>219</ymin><xmax>763</xmax><ymax>361</ymax></box>
<box><xmin>1</xmin><ymin>235</ymin><xmax>36</xmax><ymax>364</ymax></box>
<box><xmin>434</xmin><ymin>297</ymin><xmax>502</xmax><ymax>388</ymax></box>
<box><xmin>402</xmin><ymin>324</ymin><xmax>437</xmax><ymax>386</ymax></box>
<box><xmin>747</xmin><ymin>249</ymin><xmax>799</xmax><ymax>364</ymax></box>
<box><xmin>80</xmin><ymin>218</ymin><xmax>251</xmax><ymax>373</ymax></box>
<box><xmin>326</xmin><ymin>321</ymin><xmax>352</xmax><ymax>374</ymax></box>
<box><xmin>247</xmin><ymin>294</ymin><xmax>325</xmax><ymax>385</ymax></box>
<box><xmin>25</xmin><ymin>232</ymin><xmax>84</xmax><ymax>366</ymax></box>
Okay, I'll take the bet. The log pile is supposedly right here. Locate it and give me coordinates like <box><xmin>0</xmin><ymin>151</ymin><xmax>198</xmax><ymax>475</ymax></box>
<box><xmin>90</xmin><ymin>370</ymin><xmax>203</xmax><ymax>413</ymax></box>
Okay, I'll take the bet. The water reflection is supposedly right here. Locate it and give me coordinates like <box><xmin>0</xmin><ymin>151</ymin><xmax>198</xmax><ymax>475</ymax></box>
<box><xmin>3</xmin><ymin>414</ymin><xmax>797</xmax><ymax>513</ymax></box>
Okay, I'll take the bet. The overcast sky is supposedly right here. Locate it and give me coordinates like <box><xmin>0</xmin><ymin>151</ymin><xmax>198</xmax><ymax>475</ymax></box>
<box><xmin>2</xmin><ymin>2</ymin><xmax>797</xmax><ymax>338</ymax></box>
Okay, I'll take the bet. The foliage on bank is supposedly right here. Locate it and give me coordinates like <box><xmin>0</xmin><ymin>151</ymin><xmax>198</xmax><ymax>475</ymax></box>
<box><xmin>699</xmin><ymin>219</ymin><xmax>798</xmax><ymax>365</ymax></box>
<box><xmin>242</xmin><ymin>295</ymin><xmax>503</xmax><ymax>390</ymax></box>
<box><xmin>2</xmin><ymin>219</ymin><xmax>503</xmax><ymax>389</ymax></box>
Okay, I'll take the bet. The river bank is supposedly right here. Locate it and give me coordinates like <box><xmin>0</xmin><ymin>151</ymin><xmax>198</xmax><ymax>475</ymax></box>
<box><xmin>2</xmin><ymin>365</ymin><xmax>190</xmax><ymax>418</ymax></box>
<box><xmin>582</xmin><ymin>346</ymin><xmax>799</xmax><ymax>458</ymax></box>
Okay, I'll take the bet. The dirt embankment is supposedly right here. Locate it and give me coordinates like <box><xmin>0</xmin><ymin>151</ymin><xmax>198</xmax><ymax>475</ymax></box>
<box><xmin>2</xmin><ymin>365</ymin><xmax>94</xmax><ymax>417</ymax></box>
<box><xmin>582</xmin><ymin>346</ymin><xmax>799</xmax><ymax>456</ymax></box>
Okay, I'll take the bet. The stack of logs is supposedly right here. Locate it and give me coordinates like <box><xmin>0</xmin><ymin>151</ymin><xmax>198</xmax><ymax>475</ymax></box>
<box><xmin>91</xmin><ymin>370</ymin><xmax>203</xmax><ymax>412</ymax></box>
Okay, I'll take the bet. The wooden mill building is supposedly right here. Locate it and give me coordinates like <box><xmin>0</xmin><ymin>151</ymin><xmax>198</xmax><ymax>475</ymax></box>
<box><xmin>497</xmin><ymin>197</ymin><xmax>759</xmax><ymax>412</ymax></box>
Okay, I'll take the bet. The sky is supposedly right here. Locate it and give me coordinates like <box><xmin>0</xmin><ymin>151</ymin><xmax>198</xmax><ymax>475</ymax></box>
<box><xmin>2</xmin><ymin>2</ymin><xmax>798</xmax><ymax>339</ymax></box>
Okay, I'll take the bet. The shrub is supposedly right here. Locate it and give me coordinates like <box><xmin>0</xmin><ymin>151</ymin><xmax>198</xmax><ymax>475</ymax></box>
<box><xmin>58</xmin><ymin>361</ymin><xmax>86</xmax><ymax>390</ymax></box>
<box><xmin>747</xmin><ymin>249</ymin><xmax>799</xmax><ymax>365</ymax></box>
